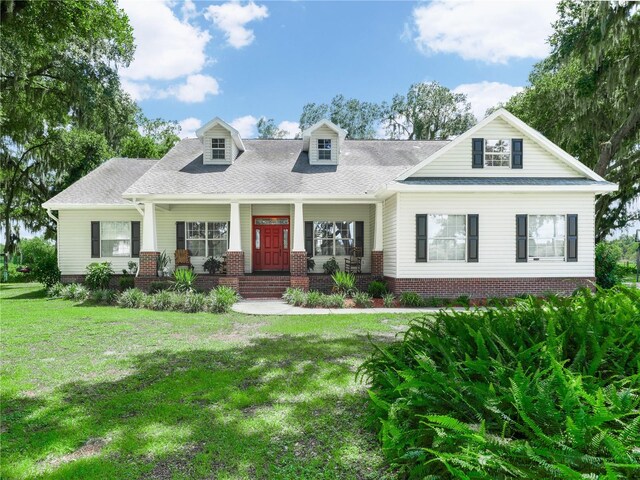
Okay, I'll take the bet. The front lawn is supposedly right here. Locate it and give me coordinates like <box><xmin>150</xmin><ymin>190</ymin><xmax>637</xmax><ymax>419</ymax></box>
<box><xmin>0</xmin><ymin>283</ymin><xmax>416</xmax><ymax>480</ymax></box>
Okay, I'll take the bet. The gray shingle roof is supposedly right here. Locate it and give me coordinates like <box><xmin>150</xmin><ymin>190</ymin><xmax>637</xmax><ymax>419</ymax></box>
<box><xmin>43</xmin><ymin>157</ymin><xmax>157</xmax><ymax>206</ymax></box>
<box><xmin>123</xmin><ymin>138</ymin><xmax>448</xmax><ymax>196</ymax></box>
<box><xmin>399</xmin><ymin>177</ymin><xmax>615</xmax><ymax>186</ymax></box>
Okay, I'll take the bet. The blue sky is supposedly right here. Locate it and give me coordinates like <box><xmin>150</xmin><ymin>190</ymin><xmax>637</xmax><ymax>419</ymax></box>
<box><xmin>120</xmin><ymin>0</ymin><xmax>559</xmax><ymax>138</ymax></box>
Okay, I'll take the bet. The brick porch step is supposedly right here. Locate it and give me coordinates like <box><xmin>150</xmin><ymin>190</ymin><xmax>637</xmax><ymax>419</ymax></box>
<box><xmin>239</xmin><ymin>275</ymin><xmax>291</xmax><ymax>298</ymax></box>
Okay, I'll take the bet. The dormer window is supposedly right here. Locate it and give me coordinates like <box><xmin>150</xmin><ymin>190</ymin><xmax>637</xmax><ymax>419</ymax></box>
<box><xmin>484</xmin><ymin>139</ymin><xmax>510</xmax><ymax>167</ymax></box>
<box><xmin>318</xmin><ymin>139</ymin><xmax>332</xmax><ymax>161</ymax></box>
<box><xmin>211</xmin><ymin>138</ymin><xmax>226</xmax><ymax>160</ymax></box>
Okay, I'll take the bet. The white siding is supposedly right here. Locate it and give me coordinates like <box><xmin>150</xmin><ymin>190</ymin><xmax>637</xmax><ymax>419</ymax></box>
<box><xmin>412</xmin><ymin>117</ymin><xmax>582</xmax><ymax>177</ymax></box>
<box><xmin>58</xmin><ymin>209</ymin><xmax>142</xmax><ymax>274</ymax></box>
<box><xmin>304</xmin><ymin>204</ymin><xmax>372</xmax><ymax>273</ymax></box>
<box><xmin>202</xmin><ymin>125</ymin><xmax>233</xmax><ymax>165</ymax></box>
<box><xmin>382</xmin><ymin>195</ymin><xmax>398</xmax><ymax>277</ymax></box>
<box><xmin>395</xmin><ymin>192</ymin><xmax>595</xmax><ymax>278</ymax></box>
<box><xmin>309</xmin><ymin>125</ymin><xmax>339</xmax><ymax>164</ymax></box>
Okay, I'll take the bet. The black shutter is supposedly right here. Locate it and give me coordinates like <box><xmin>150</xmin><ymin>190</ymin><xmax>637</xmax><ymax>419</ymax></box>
<box><xmin>472</xmin><ymin>138</ymin><xmax>484</xmax><ymax>168</ymax></box>
<box><xmin>416</xmin><ymin>214</ymin><xmax>428</xmax><ymax>262</ymax></box>
<box><xmin>355</xmin><ymin>221</ymin><xmax>364</xmax><ymax>257</ymax></box>
<box><xmin>467</xmin><ymin>214</ymin><xmax>479</xmax><ymax>262</ymax></box>
<box><xmin>516</xmin><ymin>215</ymin><xmax>528</xmax><ymax>262</ymax></box>
<box><xmin>304</xmin><ymin>221</ymin><xmax>313</xmax><ymax>256</ymax></box>
<box><xmin>567</xmin><ymin>214</ymin><xmax>578</xmax><ymax>262</ymax></box>
<box><xmin>176</xmin><ymin>222</ymin><xmax>185</xmax><ymax>249</ymax></box>
<box><xmin>512</xmin><ymin>138</ymin><xmax>523</xmax><ymax>169</ymax></box>
<box><xmin>91</xmin><ymin>221</ymin><xmax>100</xmax><ymax>258</ymax></box>
<box><xmin>131</xmin><ymin>221</ymin><xmax>140</xmax><ymax>257</ymax></box>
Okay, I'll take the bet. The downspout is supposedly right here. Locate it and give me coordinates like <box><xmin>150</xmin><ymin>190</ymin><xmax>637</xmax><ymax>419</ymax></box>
<box><xmin>46</xmin><ymin>209</ymin><xmax>60</xmax><ymax>272</ymax></box>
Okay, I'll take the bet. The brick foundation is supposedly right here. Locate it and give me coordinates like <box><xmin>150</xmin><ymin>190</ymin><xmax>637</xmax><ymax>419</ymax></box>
<box><xmin>61</xmin><ymin>274</ymin><xmax>129</xmax><ymax>289</ymax></box>
<box><xmin>384</xmin><ymin>276</ymin><xmax>595</xmax><ymax>298</ymax></box>
<box><xmin>290</xmin><ymin>276</ymin><xmax>310</xmax><ymax>291</ymax></box>
<box><xmin>139</xmin><ymin>251</ymin><xmax>159</xmax><ymax>277</ymax></box>
<box><xmin>225</xmin><ymin>251</ymin><xmax>245</xmax><ymax>276</ymax></box>
<box><xmin>218</xmin><ymin>276</ymin><xmax>240</xmax><ymax>292</ymax></box>
<box><xmin>290</xmin><ymin>251</ymin><xmax>308</xmax><ymax>276</ymax></box>
<box><xmin>308</xmin><ymin>274</ymin><xmax>380</xmax><ymax>294</ymax></box>
<box><xmin>371</xmin><ymin>251</ymin><xmax>383</xmax><ymax>276</ymax></box>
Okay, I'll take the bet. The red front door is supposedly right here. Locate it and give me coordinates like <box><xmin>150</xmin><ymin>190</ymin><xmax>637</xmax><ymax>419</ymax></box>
<box><xmin>253</xmin><ymin>217</ymin><xmax>290</xmax><ymax>271</ymax></box>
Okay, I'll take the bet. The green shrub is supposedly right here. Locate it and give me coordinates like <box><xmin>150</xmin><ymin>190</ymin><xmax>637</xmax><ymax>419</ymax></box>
<box><xmin>91</xmin><ymin>288</ymin><xmax>117</xmax><ymax>304</ymax></box>
<box><xmin>382</xmin><ymin>293</ymin><xmax>395</xmax><ymax>308</ymax></box>
<box><xmin>173</xmin><ymin>268</ymin><xmax>197</xmax><ymax>292</ymax></box>
<box><xmin>20</xmin><ymin>238</ymin><xmax>60</xmax><ymax>287</ymax></box>
<box><xmin>118</xmin><ymin>288</ymin><xmax>146</xmax><ymax>308</ymax></box>
<box><xmin>149</xmin><ymin>281</ymin><xmax>172</xmax><ymax>293</ymax></box>
<box><xmin>322</xmin><ymin>257</ymin><xmax>340</xmax><ymax>275</ymax></box>
<box><xmin>367</xmin><ymin>280</ymin><xmax>388</xmax><ymax>298</ymax></box>
<box><xmin>320</xmin><ymin>293</ymin><xmax>345</xmax><ymax>308</ymax></box>
<box><xmin>85</xmin><ymin>262</ymin><xmax>113</xmax><ymax>290</ymax></box>
<box><xmin>358</xmin><ymin>287</ymin><xmax>640</xmax><ymax>479</ymax></box>
<box><xmin>208</xmin><ymin>286</ymin><xmax>240</xmax><ymax>313</ymax></box>
<box><xmin>305</xmin><ymin>290</ymin><xmax>323</xmax><ymax>308</ymax></box>
<box><xmin>181</xmin><ymin>292</ymin><xmax>206</xmax><ymax>313</ymax></box>
<box><xmin>0</xmin><ymin>263</ymin><xmax>28</xmax><ymax>283</ymax></box>
<box><xmin>119</xmin><ymin>275</ymin><xmax>134</xmax><ymax>291</ymax></box>
<box><xmin>399</xmin><ymin>291</ymin><xmax>423</xmax><ymax>307</ymax></box>
<box><xmin>282</xmin><ymin>287</ymin><xmax>306</xmax><ymax>306</ymax></box>
<box><xmin>61</xmin><ymin>283</ymin><xmax>89</xmax><ymax>302</ymax></box>
<box><xmin>455</xmin><ymin>294</ymin><xmax>470</xmax><ymax>307</ymax></box>
<box><xmin>47</xmin><ymin>282</ymin><xmax>65</xmax><ymax>298</ymax></box>
<box><xmin>596</xmin><ymin>242</ymin><xmax>622</xmax><ymax>288</ymax></box>
<box><xmin>147</xmin><ymin>290</ymin><xmax>173</xmax><ymax>311</ymax></box>
<box><xmin>352</xmin><ymin>291</ymin><xmax>373</xmax><ymax>308</ymax></box>
<box><xmin>331</xmin><ymin>271</ymin><xmax>356</xmax><ymax>296</ymax></box>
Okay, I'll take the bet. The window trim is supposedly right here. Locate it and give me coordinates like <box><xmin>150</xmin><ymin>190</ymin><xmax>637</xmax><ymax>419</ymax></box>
<box><xmin>185</xmin><ymin>221</ymin><xmax>229</xmax><ymax>258</ymax></box>
<box><xmin>317</xmin><ymin>138</ymin><xmax>332</xmax><ymax>161</ymax></box>
<box><xmin>426</xmin><ymin>214</ymin><xmax>467</xmax><ymax>263</ymax></box>
<box><xmin>312</xmin><ymin>220</ymin><xmax>356</xmax><ymax>257</ymax></box>
<box><xmin>527</xmin><ymin>214</ymin><xmax>566</xmax><ymax>261</ymax></box>
<box><xmin>100</xmin><ymin>221</ymin><xmax>132</xmax><ymax>258</ymax></box>
<box><xmin>211</xmin><ymin>138</ymin><xmax>226</xmax><ymax>161</ymax></box>
<box><xmin>484</xmin><ymin>138</ymin><xmax>511</xmax><ymax>168</ymax></box>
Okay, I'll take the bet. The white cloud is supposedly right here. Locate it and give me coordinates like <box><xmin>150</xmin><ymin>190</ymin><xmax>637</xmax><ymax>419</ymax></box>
<box><xmin>178</xmin><ymin>117</ymin><xmax>202</xmax><ymax>138</ymax></box>
<box><xmin>412</xmin><ymin>0</ymin><xmax>557</xmax><ymax>63</ymax></box>
<box><xmin>204</xmin><ymin>1</ymin><xmax>269</xmax><ymax>48</ymax></box>
<box><xmin>454</xmin><ymin>81</ymin><xmax>523</xmax><ymax>119</ymax></box>
<box><xmin>277</xmin><ymin>120</ymin><xmax>300</xmax><ymax>139</ymax></box>
<box><xmin>121</xmin><ymin>78</ymin><xmax>156</xmax><ymax>102</ymax></box>
<box><xmin>231</xmin><ymin>115</ymin><xmax>258</xmax><ymax>137</ymax></box>
<box><xmin>120</xmin><ymin>0</ymin><xmax>211</xmax><ymax>81</ymax></box>
<box><xmin>181</xmin><ymin>0</ymin><xmax>198</xmax><ymax>21</ymax></box>
<box><xmin>175</xmin><ymin>74</ymin><xmax>220</xmax><ymax>103</ymax></box>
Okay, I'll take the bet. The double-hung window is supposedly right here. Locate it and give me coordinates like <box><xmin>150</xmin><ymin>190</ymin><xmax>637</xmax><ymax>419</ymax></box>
<box><xmin>528</xmin><ymin>215</ymin><xmax>565</xmax><ymax>259</ymax></box>
<box><xmin>313</xmin><ymin>221</ymin><xmax>355</xmax><ymax>256</ymax></box>
<box><xmin>484</xmin><ymin>139</ymin><xmax>510</xmax><ymax>167</ymax></box>
<box><xmin>427</xmin><ymin>214</ymin><xmax>466</xmax><ymax>261</ymax></box>
<box><xmin>101</xmin><ymin>221</ymin><xmax>131</xmax><ymax>257</ymax></box>
<box><xmin>211</xmin><ymin>138</ymin><xmax>226</xmax><ymax>160</ymax></box>
<box><xmin>186</xmin><ymin>221</ymin><xmax>228</xmax><ymax>257</ymax></box>
<box><xmin>318</xmin><ymin>139</ymin><xmax>332</xmax><ymax>161</ymax></box>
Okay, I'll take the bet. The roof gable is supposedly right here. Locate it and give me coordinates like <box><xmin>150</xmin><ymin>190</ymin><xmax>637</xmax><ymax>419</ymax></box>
<box><xmin>396</xmin><ymin>109</ymin><xmax>606</xmax><ymax>182</ymax></box>
<box><xmin>302</xmin><ymin>119</ymin><xmax>348</xmax><ymax>151</ymax></box>
<box><xmin>196</xmin><ymin>117</ymin><xmax>245</xmax><ymax>152</ymax></box>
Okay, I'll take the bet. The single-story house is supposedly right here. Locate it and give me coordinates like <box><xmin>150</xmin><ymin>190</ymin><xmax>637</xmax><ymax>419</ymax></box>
<box><xmin>42</xmin><ymin>109</ymin><xmax>617</xmax><ymax>298</ymax></box>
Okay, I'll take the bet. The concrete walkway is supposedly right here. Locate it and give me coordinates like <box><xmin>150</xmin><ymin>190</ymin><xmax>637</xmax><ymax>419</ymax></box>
<box><xmin>232</xmin><ymin>299</ymin><xmax>446</xmax><ymax>315</ymax></box>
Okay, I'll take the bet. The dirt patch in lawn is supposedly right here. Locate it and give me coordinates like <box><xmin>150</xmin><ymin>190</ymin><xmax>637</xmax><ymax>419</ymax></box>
<box><xmin>44</xmin><ymin>437</ymin><xmax>109</xmax><ymax>469</ymax></box>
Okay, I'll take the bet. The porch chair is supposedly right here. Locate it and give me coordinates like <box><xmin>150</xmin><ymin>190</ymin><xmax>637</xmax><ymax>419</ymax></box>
<box><xmin>174</xmin><ymin>249</ymin><xmax>194</xmax><ymax>270</ymax></box>
<box><xmin>344</xmin><ymin>247</ymin><xmax>362</xmax><ymax>274</ymax></box>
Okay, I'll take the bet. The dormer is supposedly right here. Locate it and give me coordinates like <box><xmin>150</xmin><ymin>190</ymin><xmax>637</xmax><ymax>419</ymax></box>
<box><xmin>302</xmin><ymin>119</ymin><xmax>348</xmax><ymax>165</ymax></box>
<box><xmin>196</xmin><ymin>117</ymin><xmax>245</xmax><ymax>165</ymax></box>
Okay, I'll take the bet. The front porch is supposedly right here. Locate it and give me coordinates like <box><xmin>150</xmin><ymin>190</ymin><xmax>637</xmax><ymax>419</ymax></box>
<box><xmin>134</xmin><ymin>201</ymin><xmax>385</xmax><ymax>296</ymax></box>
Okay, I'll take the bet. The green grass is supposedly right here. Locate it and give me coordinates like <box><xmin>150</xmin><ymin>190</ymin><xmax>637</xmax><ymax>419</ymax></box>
<box><xmin>0</xmin><ymin>283</ymin><xmax>417</xmax><ymax>479</ymax></box>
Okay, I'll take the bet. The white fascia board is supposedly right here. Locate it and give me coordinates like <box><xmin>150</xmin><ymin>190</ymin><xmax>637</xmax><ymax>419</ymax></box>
<box><xmin>395</xmin><ymin>109</ymin><xmax>606</xmax><ymax>182</ymax></box>
<box><xmin>122</xmin><ymin>193</ymin><xmax>378</xmax><ymax>204</ymax></box>
<box><xmin>41</xmin><ymin>203</ymin><xmax>141</xmax><ymax>210</ymax></box>
<box><xmin>380</xmin><ymin>182</ymin><xmax>618</xmax><ymax>194</ymax></box>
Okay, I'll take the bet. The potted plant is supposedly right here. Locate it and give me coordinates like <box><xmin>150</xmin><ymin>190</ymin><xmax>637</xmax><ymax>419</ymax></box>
<box><xmin>203</xmin><ymin>256</ymin><xmax>223</xmax><ymax>274</ymax></box>
<box><xmin>157</xmin><ymin>251</ymin><xmax>170</xmax><ymax>277</ymax></box>
<box><xmin>307</xmin><ymin>256</ymin><xmax>315</xmax><ymax>272</ymax></box>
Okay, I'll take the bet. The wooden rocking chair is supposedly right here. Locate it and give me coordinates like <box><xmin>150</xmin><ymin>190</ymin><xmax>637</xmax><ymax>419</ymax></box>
<box><xmin>175</xmin><ymin>249</ymin><xmax>193</xmax><ymax>270</ymax></box>
<box><xmin>344</xmin><ymin>247</ymin><xmax>362</xmax><ymax>274</ymax></box>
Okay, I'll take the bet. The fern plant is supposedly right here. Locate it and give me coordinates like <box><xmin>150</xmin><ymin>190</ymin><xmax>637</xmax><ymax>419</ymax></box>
<box><xmin>331</xmin><ymin>271</ymin><xmax>356</xmax><ymax>296</ymax></box>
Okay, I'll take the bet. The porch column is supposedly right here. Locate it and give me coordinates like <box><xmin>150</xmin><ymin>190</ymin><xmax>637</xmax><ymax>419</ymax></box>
<box><xmin>290</xmin><ymin>201</ymin><xmax>308</xmax><ymax>286</ymax></box>
<box><xmin>137</xmin><ymin>202</ymin><xmax>159</xmax><ymax>285</ymax></box>
<box><xmin>226</xmin><ymin>202</ymin><xmax>244</xmax><ymax>276</ymax></box>
<box><xmin>371</xmin><ymin>202</ymin><xmax>384</xmax><ymax>277</ymax></box>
